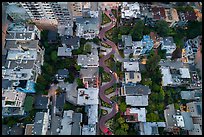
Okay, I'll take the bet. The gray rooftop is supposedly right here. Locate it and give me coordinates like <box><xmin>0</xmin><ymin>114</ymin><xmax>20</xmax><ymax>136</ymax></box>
<box><xmin>5</xmin><ymin>60</ymin><xmax>35</xmax><ymax>69</ymax></box>
<box><xmin>124</xmin><ymin>84</ymin><xmax>151</xmax><ymax>95</ymax></box>
<box><xmin>48</xmin><ymin>30</ymin><xmax>57</xmax><ymax>42</ymax></box>
<box><xmin>180</xmin><ymin>91</ymin><xmax>194</xmax><ymax>100</ymax></box>
<box><xmin>163</xmin><ymin>37</ymin><xmax>174</xmax><ymax>46</ymax></box>
<box><xmin>77</xmin><ymin>54</ymin><xmax>99</xmax><ymax>66</ymax></box>
<box><xmin>181</xmin><ymin>112</ymin><xmax>194</xmax><ymax>130</ymax></box>
<box><xmin>5</xmin><ymin>40</ymin><xmax>39</xmax><ymax>50</ymax></box>
<box><xmin>122</xmin><ymin>35</ymin><xmax>132</xmax><ymax>48</ymax></box>
<box><xmin>2</xmin><ymin>55</ymin><xmax>7</xmax><ymax>66</ymax></box>
<box><xmin>56</xmin><ymin>93</ymin><xmax>65</xmax><ymax>109</ymax></box>
<box><xmin>2</xmin><ymin>124</ymin><xmax>9</xmax><ymax>135</ymax></box>
<box><xmin>57</xmin><ymin>69</ymin><xmax>69</xmax><ymax>78</ymax></box>
<box><xmin>71</xmin><ymin>113</ymin><xmax>82</xmax><ymax>135</ymax></box>
<box><xmin>57</xmin><ymin>46</ymin><xmax>72</xmax><ymax>57</ymax></box>
<box><xmin>34</xmin><ymin>95</ymin><xmax>49</xmax><ymax>110</ymax></box>
<box><xmin>61</xmin><ymin>36</ymin><xmax>80</xmax><ymax>49</ymax></box>
<box><xmin>164</xmin><ymin>104</ymin><xmax>176</xmax><ymax>127</ymax></box>
<box><xmin>159</xmin><ymin>60</ymin><xmax>184</xmax><ymax>69</ymax></box>
<box><xmin>2</xmin><ymin>79</ymin><xmax>13</xmax><ymax>89</ymax></box>
<box><xmin>33</xmin><ymin>112</ymin><xmax>46</xmax><ymax>135</ymax></box>
<box><xmin>76</xmin><ymin>17</ymin><xmax>99</xmax><ymax>32</ymax></box>
<box><xmin>9</xmin><ymin>125</ymin><xmax>24</xmax><ymax>135</ymax></box>
<box><xmin>80</xmin><ymin>67</ymin><xmax>98</xmax><ymax>78</ymax></box>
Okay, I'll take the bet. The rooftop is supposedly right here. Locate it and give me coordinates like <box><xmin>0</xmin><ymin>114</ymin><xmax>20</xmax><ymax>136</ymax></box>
<box><xmin>152</xmin><ymin>6</ymin><xmax>166</xmax><ymax>20</ymax></box>
<box><xmin>77</xmin><ymin>88</ymin><xmax>99</xmax><ymax>105</ymax></box>
<box><xmin>80</xmin><ymin>67</ymin><xmax>99</xmax><ymax>79</ymax></box>
<box><xmin>160</xmin><ymin>66</ymin><xmax>173</xmax><ymax>86</ymax></box>
<box><xmin>179</xmin><ymin>68</ymin><xmax>191</xmax><ymax>78</ymax></box>
<box><xmin>5</xmin><ymin>40</ymin><xmax>39</xmax><ymax>50</ymax></box>
<box><xmin>57</xmin><ymin>69</ymin><xmax>69</xmax><ymax>78</ymax></box>
<box><xmin>77</xmin><ymin>54</ymin><xmax>99</xmax><ymax>67</ymax></box>
<box><xmin>48</xmin><ymin>30</ymin><xmax>57</xmax><ymax>42</ymax></box>
<box><xmin>125</xmin><ymin>72</ymin><xmax>141</xmax><ymax>84</ymax></box>
<box><xmin>71</xmin><ymin>113</ymin><xmax>83</xmax><ymax>135</ymax></box>
<box><xmin>60</xmin><ymin>110</ymin><xmax>73</xmax><ymax>135</ymax></box>
<box><xmin>25</xmin><ymin>124</ymin><xmax>34</xmax><ymax>135</ymax></box>
<box><xmin>57</xmin><ymin>46</ymin><xmax>72</xmax><ymax>57</ymax></box>
<box><xmin>121</xmin><ymin>2</ymin><xmax>140</xmax><ymax>19</ymax></box>
<box><xmin>123</xmin><ymin>61</ymin><xmax>139</xmax><ymax>71</ymax></box>
<box><xmin>122</xmin><ymin>35</ymin><xmax>133</xmax><ymax>47</ymax></box>
<box><xmin>164</xmin><ymin>104</ymin><xmax>176</xmax><ymax>127</ymax></box>
<box><xmin>126</xmin><ymin>95</ymin><xmax>148</xmax><ymax>106</ymax></box>
<box><xmin>34</xmin><ymin>95</ymin><xmax>49</xmax><ymax>110</ymax></box>
<box><xmin>33</xmin><ymin>112</ymin><xmax>48</xmax><ymax>135</ymax></box>
<box><xmin>125</xmin><ymin>107</ymin><xmax>146</xmax><ymax>122</ymax></box>
<box><xmin>61</xmin><ymin>36</ymin><xmax>80</xmax><ymax>49</ymax></box>
<box><xmin>56</xmin><ymin>93</ymin><xmax>65</xmax><ymax>110</ymax></box>
<box><xmin>181</xmin><ymin>112</ymin><xmax>194</xmax><ymax>130</ymax></box>
<box><xmin>85</xmin><ymin>104</ymin><xmax>98</xmax><ymax>125</ymax></box>
<box><xmin>123</xmin><ymin>84</ymin><xmax>151</xmax><ymax>95</ymax></box>
<box><xmin>82</xmin><ymin>124</ymin><xmax>96</xmax><ymax>135</ymax></box>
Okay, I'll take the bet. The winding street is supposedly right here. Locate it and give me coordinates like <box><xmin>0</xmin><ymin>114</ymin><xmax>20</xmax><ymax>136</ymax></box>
<box><xmin>98</xmin><ymin>10</ymin><xmax>119</xmax><ymax>135</ymax></box>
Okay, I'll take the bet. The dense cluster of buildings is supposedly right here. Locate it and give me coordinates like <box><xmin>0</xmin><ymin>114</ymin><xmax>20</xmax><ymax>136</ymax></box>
<box><xmin>120</xmin><ymin>2</ymin><xmax>201</xmax><ymax>27</ymax></box>
<box><xmin>2</xmin><ymin>2</ymin><xmax>202</xmax><ymax>136</ymax></box>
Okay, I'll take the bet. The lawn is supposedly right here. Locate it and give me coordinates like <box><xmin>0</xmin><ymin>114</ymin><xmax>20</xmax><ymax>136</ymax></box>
<box><xmin>105</xmin><ymin>87</ymin><xmax>114</xmax><ymax>95</ymax></box>
<box><xmin>111</xmin><ymin>9</ymin><xmax>117</xmax><ymax>18</ymax></box>
<box><xmin>63</xmin><ymin>101</ymin><xmax>76</xmax><ymax>110</ymax></box>
<box><xmin>24</xmin><ymin>96</ymin><xmax>34</xmax><ymax>112</ymax></box>
<box><xmin>102</xmin><ymin>13</ymin><xmax>111</xmax><ymax>25</ymax></box>
<box><xmin>102</xmin><ymin>72</ymin><xmax>111</xmax><ymax>82</ymax></box>
<box><xmin>105</xmin><ymin>57</ymin><xmax>115</xmax><ymax>71</ymax></box>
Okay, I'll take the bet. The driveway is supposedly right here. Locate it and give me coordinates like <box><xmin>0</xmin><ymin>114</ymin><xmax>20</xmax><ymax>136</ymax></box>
<box><xmin>58</xmin><ymin>81</ymin><xmax>78</xmax><ymax>105</ymax></box>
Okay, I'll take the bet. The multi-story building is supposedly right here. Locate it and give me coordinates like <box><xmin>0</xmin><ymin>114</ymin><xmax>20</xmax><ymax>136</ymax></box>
<box><xmin>160</xmin><ymin>37</ymin><xmax>177</xmax><ymax>59</ymax></box>
<box><xmin>32</xmin><ymin>112</ymin><xmax>49</xmax><ymax>135</ymax></box>
<box><xmin>121</xmin><ymin>2</ymin><xmax>141</xmax><ymax>19</ymax></box>
<box><xmin>6</xmin><ymin>22</ymin><xmax>41</xmax><ymax>41</ymax></box>
<box><xmin>2</xmin><ymin>87</ymin><xmax>26</xmax><ymax>116</ymax></box>
<box><xmin>75</xmin><ymin>17</ymin><xmax>99</xmax><ymax>39</ymax></box>
<box><xmin>3</xmin><ymin>40</ymin><xmax>44</xmax><ymax>82</ymax></box>
<box><xmin>15</xmin><ymin>2</ymin><xmax>73</xmax><ymax>32</ymax></box>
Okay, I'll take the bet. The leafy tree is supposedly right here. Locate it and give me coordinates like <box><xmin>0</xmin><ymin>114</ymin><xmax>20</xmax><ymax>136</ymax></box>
<box><xmin>75</xmin><ymin>64</ymin><xmax>81</xmax><ymax>71</ymax></box>
<box><xmin>119</xmin><ymin>102</ymin><xmax>127</xmax><ymax>112</ymax></box>
<box><xmin>146</xmin><ymin>112</ymin><xmax>159</xmax><ymax>122</ymax></box>
<box><xmin>115</xmin><ymin>129</ymin><xmax>128</xmax><ymax>135</ymax></box>
<box><xmin>174</xmin><ymin>103</ymin><xmax>180</xmax><ymax>110</ymax></box>
<box><xmin>152</xmin><ymin>83</ymin><xmax>161</xmax><ymax>92</ymax></box>
<box><xmin>117</xmin><ymin>117</ymin><xmax>125</xmax><ymax>125</ymax></box>
<box><xmin>186</xmin><ymin>21</ymin><xmax>202</xmax><ymax>39</ymax></box>
<box><xmin>76</xmin><ymin>78</ymin><xmax>84</xmax><ymax>88</ymax></box>
<box><xmin>51</xmin><ymin>51</ymin><xmax>58</xmax><ymax>62</ymax></box>
<box><xmin>141</xmin><ymin>78</ymin><xmax>152</xmax><ymax>86</ymax></box>
<box><xmin>99</xmin><ymin>66</ymin><xmax>104</xmax><ymax>74</ymax></box>
<box><xmin>130</xmin><ymin>20</ymin><xmax>145</xmax><ymax>41</ymax></box>
<box><xmin>154</xmin><ymin>20</ymin><xmax>170</xmax><ymax>37</ymax></box>
<box><xmin>68</xmin><ymin>73</ymin><xmax>75</xmax><ymax>83</ymax></box>
<box><xmin>119</xmin><ymin>26</ymin><xmax>131</xmax><ymax>35</ymax></box>
<box><xmin>42</xmin><ymin>62</ymin><xmax>54</xmax><ymax>75</ymax></box>
<box><xmin>121</xmin><ymin>123</ymin><xmax>129</xmax><ymax>131</ymax></box>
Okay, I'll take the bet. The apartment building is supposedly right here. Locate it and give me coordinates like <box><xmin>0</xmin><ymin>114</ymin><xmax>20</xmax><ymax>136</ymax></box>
<box><xmin>3</xmin><ymin>40</ymin><xmax>44</xmax><ymax>82</ymax></box>
<box><xmin>2</xmin><ymin>87</ymin><xmax>26</xmax><ymax>116</ymax></box>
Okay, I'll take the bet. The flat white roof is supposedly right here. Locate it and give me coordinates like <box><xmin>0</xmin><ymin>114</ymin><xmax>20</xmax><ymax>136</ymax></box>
<box><xmin>60</xmin><ymin>110</ymin><xmax>74</xmax><ymax>135</ymax></box>
<box><xmin>129</xmin><ymin>107</ymin><xmax>146</xmax><ymax>122</ymax></box>
<box><xmin>126</xmin><ymin>95</ymin><xmax>148</xmax><ymax>106</ymax></box>
<box><xmin>87</xmin><ymin>105</ymin><xmax>98</xmax><ymax>124</ymax></box>
<box><xmin>82</xmin><ymin>124</ymin><xmax>96</xmax><ymax>135</ymax></box>
<box><xmin>7</xmin><ymin>50</ymin><xmax>37</xmax><ymax>60</ymax></box>
<box><xmin>161</xmin><ymin>66</ymin><xmax>173</xmax><ymax>86</ymax></box>
<box><xmin>124</xmin><ymin>61</ymin><xmax>139</xmax><ymax>71</ymax></box>
<box><xmin>77</xmin><ymin>88</ymin><xmax>99</xmax><ymax>105</ymax></box>
<box><xmin>174</xmin><ymin>115</ymin><xmax>185</xmax><ymax>128</ymax></box>
<box><xmin>179</xmin><ymin>68</ymin><xmax>191</xmax><ymax>78</ymax></box>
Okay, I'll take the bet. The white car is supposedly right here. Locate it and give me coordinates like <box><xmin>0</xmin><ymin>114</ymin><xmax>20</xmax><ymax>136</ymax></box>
<box><xmin>109</xmin><ymin>70</ymin><xmax>113</xmax><ymax>73</ymax></box>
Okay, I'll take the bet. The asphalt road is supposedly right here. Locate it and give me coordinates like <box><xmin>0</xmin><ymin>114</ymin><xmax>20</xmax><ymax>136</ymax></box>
<box><xmin>98</xmin><ymin>10</ymin><xmax>119</xmax><ymax>135</ymax></box>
